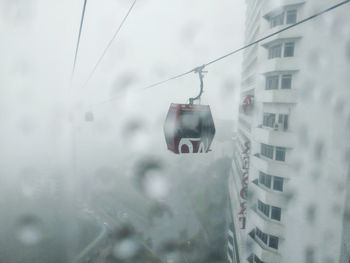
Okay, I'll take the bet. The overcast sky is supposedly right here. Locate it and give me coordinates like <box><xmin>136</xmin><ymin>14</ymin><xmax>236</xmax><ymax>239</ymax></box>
<box><xmin>0</xmin><ymin>0</ymin><xmax>247</xmax><ymax>166</ymax></box>
<box><xmin>0</xmin><ymin>0</ymin><xmax>246</xmax><ymax>120</ymax></box>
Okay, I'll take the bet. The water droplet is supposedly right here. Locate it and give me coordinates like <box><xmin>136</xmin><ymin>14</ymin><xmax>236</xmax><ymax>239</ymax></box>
<box><xmin>311</xmin><ymin>169</ymin><xmax>322</xmax><ymax>181</ymax></box>
<box><xmin>305</xmin><ymin>204</ymin><xmax>317</xmax><ymax>224</ymax></box>
<box><xmin>93</xmin><ymin>167</ymin><xmax>116</xmax><ymax>193</ymax></box>
<box><xmin>299</xmin><ymin>80</ymin><xmax>315</xmax><ymax>102</ymax></box>
<box><xmin>330</xmin><ymin>16</ymin><xmax>349</xmax><ymax>39</ymax></box>
<box><xmin>297</xmin><ymin>124</ymin><xmax>309</xmax><ymax>147</ymax></box>
<box><xmin>333</xmin><ymin>98</ymin><xmax>346</xmax><ymax>115</ymax></box>
<box><xmin>133</xmin><ymin>157</ymin><xmax>168</xmax><ymax>198</ymax></box>
<box><xmin>112</xmin><ymin>238</ymin><xmax>139</xmax><ymax>260</ymax></box>
<box><xmin>148</xmin><ymin>201</ymin><xmax>173</xmax><ymax>225</ymax></box>
<box><xmin>144</xmin><ymin>170</ymin><xmax>169</xmax><ymax>199</ymax></box>
<box><xmin>345</xmin><ymin>40</ymin><xmax>350</xmax><ymax>63</ymax></box>
<box><xmin>307</xmin><ymin>50</ymin><xmax>327</xmax><ymax>69</ymax></box>
<box><xmin>110</xmin><ymin>71</ymin><xmax>138</xmax><ymax>98</ymax></box>
<box><xmin>305</xmin><ymin>247</ymin><xmax>315</xmax><ymax>263</ymax></box>
<box><xmin>223</xmin><ymin>78</ymin><xmax>236</xmax><ymax>94</ymax></box>
<box><xmin>317</xmin><ymin>87</ymin><xmax>333</xmax><ymax>106</ymax></box>
<box><xmin>180</xmin><ymin>21</ymin><xmax>200</xmax><ymax>45</ymax></box>
<box><xmin>17</xmin><ymin>215</ymin><xmax>42</xmax><ymax>246</ymax></box>
<box><xmin>18</xmin><ymin>167</ymin><xmax>41</xmax><ymax>198</ymax></box>
<box><xmin>313</xmin><ymin>139</ymin><xmax>325</xmax><ymax>161</ymax></box>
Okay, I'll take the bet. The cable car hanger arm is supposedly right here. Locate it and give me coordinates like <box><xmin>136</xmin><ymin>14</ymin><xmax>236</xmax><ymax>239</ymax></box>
<box><xmin>189</xmin><ymin>65</ymin><xmax>207</xmax><ymax>105</ymax></box>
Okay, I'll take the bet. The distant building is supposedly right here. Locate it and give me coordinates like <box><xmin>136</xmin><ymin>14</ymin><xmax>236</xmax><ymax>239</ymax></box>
<box><xmin>227</xmin><ymin>0</ymin><xmax>350</xmax><ymax>262</ymax></box>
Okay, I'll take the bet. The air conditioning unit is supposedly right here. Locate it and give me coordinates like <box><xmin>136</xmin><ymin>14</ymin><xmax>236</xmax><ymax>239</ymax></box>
<box><xmin>274</xmin><ymin>123</ymin><xmax>283</xmax><ymax>131</ymax></box>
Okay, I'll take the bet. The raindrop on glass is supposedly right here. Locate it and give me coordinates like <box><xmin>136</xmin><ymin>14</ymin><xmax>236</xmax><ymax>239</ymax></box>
<box><xmin>16</xmin><ymin>215</ymin><xmax>42</xmax><ymax>246</ymax></box>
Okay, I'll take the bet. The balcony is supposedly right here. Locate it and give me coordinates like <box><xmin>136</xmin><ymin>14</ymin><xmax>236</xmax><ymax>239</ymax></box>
<box><xmin>256</xmin><ymin>88</ymin><xmax>297</xmax><ymax>104</ymax></box>
<box><xmin>248</xmin><ymin>231</ymin><xmax>282</xmax><ymax>263</ymax></box>
<box><xmin>260</xmin><ymin>57</ymin><xmax>299</xmax><ymax>74</ymax></box>
<box><xmin>251</xmin><ymin>153</ymin><xmax>291</xmax><ymax>178</ymax></box>
<box><xmin>250</xmin><ymin>206</ymin><xmax>285</xmax><ymax>237</ymax></box>
<box><xmin>253</xmin><ymin>127</ymin><xmax>295</xmax><ymax>148</ymax></box>
<box><xmin>262</xmin><ymin>1</ymin><xmax>305</xmax><ymax>20</ymax></box>
<box><xmin>250</xmin><ymin>180</ymin><xmax>287</xmax><ymax>208</ymax></box>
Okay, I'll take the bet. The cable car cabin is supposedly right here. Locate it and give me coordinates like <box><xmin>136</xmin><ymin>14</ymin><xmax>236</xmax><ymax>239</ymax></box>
<box><xmin>164</xmin><ymin>103</ymin><xmax>215</xmax><ymax>154</ymax></box>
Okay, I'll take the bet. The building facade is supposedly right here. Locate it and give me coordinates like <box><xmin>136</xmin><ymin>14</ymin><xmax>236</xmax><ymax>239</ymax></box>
<box><xmin>228</xmin><ymin>0</ymin><xmax>350</xmax><ymax>262</ymax></box>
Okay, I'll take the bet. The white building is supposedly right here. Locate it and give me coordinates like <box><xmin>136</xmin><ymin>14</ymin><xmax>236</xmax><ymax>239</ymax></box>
<box><xmin>228</xmin><ymin>0</ymin><xmax>350</xmax><ymax>262</ymax></box>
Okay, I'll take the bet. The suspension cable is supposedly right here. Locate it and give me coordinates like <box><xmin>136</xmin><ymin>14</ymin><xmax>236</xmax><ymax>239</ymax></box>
<box><xmin>89</xmin><ymin>0</ymin><xmax>350</xmax><ymax>107</ymax></box>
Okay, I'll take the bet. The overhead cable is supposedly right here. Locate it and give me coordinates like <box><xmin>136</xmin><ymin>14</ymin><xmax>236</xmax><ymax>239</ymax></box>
<box><xmin>81</xmin><ymin>0</ymin><xmax>137</xmax><ymax>89</ymax></box>
<box><xmin>143</xmin><ymin>0</ymin><xmax>350</xmax><ymax>90</ymax></box>
<box><xmin>90</xmin><ymin>0</ymin><xmax>350</xmax><ymax>106</ymax></box>
<box><xmin>71</xmin><ymin>0</ymin><xmax>88</xmax><ymax>85</ymax></box>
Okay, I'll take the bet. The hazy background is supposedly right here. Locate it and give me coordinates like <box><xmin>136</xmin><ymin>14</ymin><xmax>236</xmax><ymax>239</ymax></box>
<box><xmin>0</xmin><ymin>0</ymin><xmax>246</xmax><ymax>262</ymax></box>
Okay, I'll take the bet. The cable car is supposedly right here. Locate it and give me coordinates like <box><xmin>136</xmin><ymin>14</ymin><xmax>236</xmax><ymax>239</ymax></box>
<box><xmin>163</xmin><ymin>66</ymin><xmax>216</xmax><ymax>154</ymax></box>
<box><xmin>163</xmin><ymin>103</ymin><xmax>215</xmax><ymax>154</ymax></box>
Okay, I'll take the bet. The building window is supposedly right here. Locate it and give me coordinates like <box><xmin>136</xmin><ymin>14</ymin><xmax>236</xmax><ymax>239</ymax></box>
<box><xmin>256</xmin><ymin>228</ymin><xmax>268</xmax><ymax>245</ymax></box>
<box><xmin>263</xmin><ymin>113</ymin><xmax>276</xmax><ymax>128</ymax></box>
<box><xmin>265</xmin><ymin>74</ymin><xmax>293</xmax><ymax>90</ymax></box>
<box><xmin>281</xmin><ymin>74</ymin><xmax>292</xmax><ymax>89</ymax></box>
<box><xmin>261</xmin><ymin>144</ymin><xmax>287</xmax><ymax>161</ymax></box>
<box><xmin>284</xmin><ymin>42</ymin><xmax>295</xmax><ymax>57</ymax></box>
<box><xmin>266</xmin><ymin>75</ymin><xmax>279</xmax><ymax>90</ymax></box>
<box><xmin>269</xmin><ymin>235</ymin><xmax>279</xmax><ymax>249</ymax></box>
<box><xmin>257</xmin><ymin>200</ymin><xmax>282</xmax><ymax>222</ymax></box>
<box><xmin>268</xmin><ymin>44</ymin><xmax>282</xmax><ymax>59</ymax></box>
<box><xmin>286</xmin><ymin>10</ymin><xmax>297</xmax><ymax>24</ymax></box>
<box><xmin>258</xmin><ymin>200</ymin><xmax>270</xmax><ymax>217</ymax></box>
<box><xmin>261</xmin><ymin>144</ymin><xmax>274</xmax><ymax>159</ymax></box>
<box><xmin>259</xmin><ymin>172</ymin><xmax>284</xmax><ymax>192</ymax></box>
<box><xmin>268</xmin><ymin>9</ymin><xmax>298</xmax><ymax>28</ymax></box>
<box><xmin>275</xmin><ymin>147</ymin><xmax>286</xmax><ymax>161</ymax></box>
<box><xmin>271</xmin><ymin>206</ymin><xmax>282</xmax><ymax>221</ymax></box>
<box><xmin>273</xmin><ymin>176</ymin><xmax>284</xmax><ymax>191</ymax></box>
<box><xmin>270</xmin><ymin>13</ymin><xmax>284</xmax><ymax>28</ymax></box>
<box><xmin>278</xmin><ymin>114</ymin><xmax>289</xmax><ymax>130</ymax></box>
<box><xmin>255</xmin><ymin>227</ymin><xmax>279</xmax><ymax>250</ymax></box>
<box><xmin>259</xmin><ymin>172</ymin><xmax>272</xmax><ymax>188</ymax></box>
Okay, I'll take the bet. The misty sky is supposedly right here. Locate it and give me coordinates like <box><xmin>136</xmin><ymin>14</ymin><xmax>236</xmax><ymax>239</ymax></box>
<box><xmin>0</xmin><ymin>0</ymin><xmax>246</xmax><ymax>123</ymax></box>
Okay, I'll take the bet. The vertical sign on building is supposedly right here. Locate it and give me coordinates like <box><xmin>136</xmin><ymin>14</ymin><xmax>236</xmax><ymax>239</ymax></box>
<box><xmin>238</xmin><ymin>141</ymin><xmax>250</xmax><ymax>229</ymax></box>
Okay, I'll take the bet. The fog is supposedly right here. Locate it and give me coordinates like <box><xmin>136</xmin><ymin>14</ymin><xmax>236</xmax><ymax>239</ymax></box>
<box><xmin>1</xmin><ymin>0</ymin><xmax>350</xmax><ymax>262</ymax></box>
<box><xmin>0</xmin><ymin>0</ymin><xmax>244</xmax><ymax>262</ymax></box>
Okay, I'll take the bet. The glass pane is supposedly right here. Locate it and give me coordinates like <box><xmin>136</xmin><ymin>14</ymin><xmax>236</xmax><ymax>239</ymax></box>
<box><xmin>268</xmin><ymin>44</ymin><xmax>282</xmax><ymax>59</ymax></box>
<box><xmin>256</xmin><ymin>228</ymin><xmax>268</xmax><ymax>244</ymax></box>
<box><xmin>278</xmin><ymin>114</ymin><xmax>289</xmax><ymax>131</ymax></box>
<box><xmin>271</xmin><ymin>206</ymin><xmax>282</xmax><ymax>221</ymax></box>
<box><xmin>261</xmin><ymin>144</ymin><xmax>274</xmax><ymax>159</ymax></box>
<box><xmin>284</xmin><ymin>42</ymin><xmax>295</xmax><ymax>57</ymax></box>
<box><xmin>286</xmin><ymin>10</ymin><xmax>297</xmax><ymax>24</ymax></box>
<box><xmin>273</xmin><ymin>176</ymin><xmax>284</xmax><ymax>191</ymax></box>
<box><xmin>270</xmin><ymin>13</ymin><xmax>284</xmax><ymax>28</ymax></box>
<box><xmin>283</xmin><ymin>115</ymin><xmax>289</xmax><ymax>130</ymax></box>
<box><xmin>266</xmin><ymin>75</ymin><xmax>279</xmax><ymax>90</ymax></box>
<box><xmin>269</xmin><ymin>236</ymin><xmax>279</xmax><ymax>249</ymax></box>
<box><xmin>259</xmin><ymin>172</ymin><xmax>272</xmax><ymax>188</ymax></box>
<box><xmin>281</xmin><ymin>74</ymin><xmax>292</xmax><ymax>89</ymax></box>
<box><xmin>275</xmin><ymin>147</ymin><xmax>286</xmax><ymax>161</ymax></box>
<box><xmin>258</xmin><ymin>200</ymin><xmax>270</xmax><ymax>217</ymax></box>
<box><xmin>263</xmin><ymin>113</ymin><xmax>275</xmax><ymax>127</ymax></box>
<box><xmin>265</xmin><ymin>174</ymin><xmax>272</xmax><ymax>188</ymax></box>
